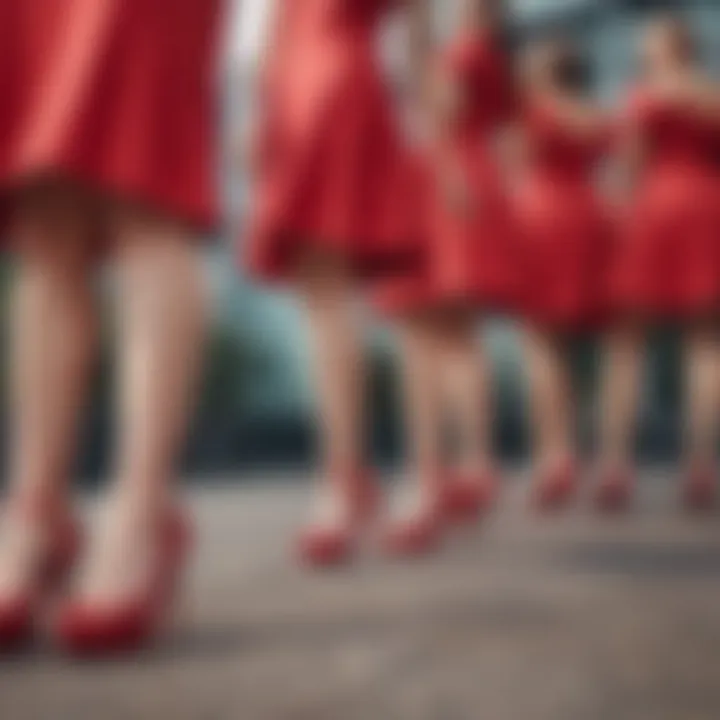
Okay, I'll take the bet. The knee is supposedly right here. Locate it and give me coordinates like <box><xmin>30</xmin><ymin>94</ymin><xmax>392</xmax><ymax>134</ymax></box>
<box><xmin>296</xmin><ymin>252</ymin><xmax>353</xmax><ymax>312</ymax></box>
<box><xmin>110</xmin><ymin>210</ymin><xmax>197</xmax><ymax>266</ymax></box>
<box><xmin>12</xmin><ymin>186</ymin><xmax>96</xmax><ymax>280</ymax></box>
<box><xmin>435</xmin><ymin>312</ymin><xmax>476</xmax><ymax>356</ymax></box>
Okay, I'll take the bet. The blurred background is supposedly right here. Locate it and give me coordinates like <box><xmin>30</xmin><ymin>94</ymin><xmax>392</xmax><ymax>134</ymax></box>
<box><xmin>1</xmin><ymin>0</ymin><xmax>719</xmax><ymax>482</ymax></box>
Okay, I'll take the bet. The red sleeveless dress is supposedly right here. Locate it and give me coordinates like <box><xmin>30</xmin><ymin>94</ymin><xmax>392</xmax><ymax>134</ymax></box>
<box><xmin>0</xmin><ymin>0</ymin><xmax>224</xmax><ymax>235</ymax></box>
<box><xmin>375</xmin><ymin>32</ymin><xmax>517</xmax><ymax>315</ymax></box>
<box><xmin>611</xmin><ymin>90</ymin><xmax>720</xmax><ymax>318</ymax></box>
<box><xmin>515</xmin><ymin>102</ymin><xmax>612</xmax><ymax>331</ymax></box>
<box><xmin>245</xmin><ymin>0</ymin><xmax>421</xmax><ymax>281</ymax></box>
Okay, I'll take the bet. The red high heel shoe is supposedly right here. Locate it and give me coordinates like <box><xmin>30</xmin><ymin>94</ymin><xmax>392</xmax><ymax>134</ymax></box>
<box><xmin>681</xmin><ymin>465</ymin><xmax>717</xmax><ymax>513</ymax></box>
<box><xmin>532</xmin><ymin>460</ymin><xmax>577</xmax><ymax>512</ymax></box>
<box><xmin>382</xmin><ymin>505</ymin><xmax>444</xmax><ymax>558</ymax></box>
<box><xmin>297</xmin><ymin>475</ymin><xmax>381</xmax><ymax>568</ymax></box>
<box><xmin>0</xmin><ymin>515</ymin><xmax>81</xmax><ymax>650</ymax></box>
<box><xmin>594</xmin><ymin>467</ymin><xmax>633</xmax><ymax>514</ymax></box>
<box><xmin>382</xmin><ymin>480</ymin><xmax>449</xmax><ymax>558</ymax></box>
<box><xmin>442</xmin><ymin>471</ymin><xmax>498</xmax><ymax>524</ymax></box>
<box><xmin>53</xmin><ymin>509</ymin><xmax>192</xmax><ymax>656</ymax></box>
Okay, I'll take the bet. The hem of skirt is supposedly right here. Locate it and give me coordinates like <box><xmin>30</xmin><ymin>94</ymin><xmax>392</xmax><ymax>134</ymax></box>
<box><xmin>244</xmin><ymin>223</ymin><xmax>424</xmax><ymax>285</ymax></box>
<box><xmin>375</xmin><ymin>287</ymin><xmax>520</xmax><ymax>320</ymax></box>
<box><xmin>0</xmin><ymin>165</ymin><xmax>218</xmax><ymax>239</ymax></box>
<box><xmin>607</xmin><ymin>297</ymin><xmax>720</xmax><ymax>323</ymax></box>
<box><xmin>520</xmin><ymin>309</ymin><xmax>611</xmax><ymax>335</ymax></box>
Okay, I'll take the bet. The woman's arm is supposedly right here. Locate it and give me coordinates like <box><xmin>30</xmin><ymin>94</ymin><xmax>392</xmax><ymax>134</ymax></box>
<box><xmin>607</xmin><ymin>117</ymin><xmax>646</xmax><ymax>214</ymax></box>
<box><xmin>655</xmin><ymin>71</ymin><xmax>720</xmax><ymax>120</ymax></box>
<box><xmin>496</xmin><ymin>121</ymin><xmax>527</xmax><ymax>195</ymax></box>
<box><xmin>556</xmin><ymin>99</ymin><xmax>610</xmax><ymax>139</ymax></box>
<box><xmin>687</xmin><ymin>76</ymin><xmax>720</xmax><ymax>120</ymax></box>
<box><xmin>405</xmin><ymin>0</ymin><xmax>432</xmax><ymax>114</ymax></box>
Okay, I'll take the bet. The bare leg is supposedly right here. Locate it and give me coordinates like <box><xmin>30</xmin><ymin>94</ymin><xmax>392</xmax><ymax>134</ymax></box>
<box><xmin>437</xmin><ymin>313</ymin><xmax>493</xmax><ymax>478</ymax></box>
<box><xmin>523</xmin><ymin>326</ymin><xmax>575</xmax><ymax>474</ymax></box>
<box><xmin>597</xmin><ymin>324</ymin><xmax>644</xmax><ymax>472</ymax></box>
<box><xmin>0</xmin><ymin>187</ymin><xmax>97</xmax><ymax>598</ymax></box>
<box><xmin>394</xmin><ymin>315</ymin><xmax>444</xmax><ymax>515</ymax></box>
<box><xmin>296</xmin><ymin>253</ymin><xmax>366</xmax><ymax>528</ymax></box>
<box><xmin>683</xmin><ymin>322</ymin><xmax>720</xmax><ymax>470</ymax></box>
<box><xmin>75</xmin><ymin>212</ymin><xmax>207</xmax><ymax>606</ymax></box>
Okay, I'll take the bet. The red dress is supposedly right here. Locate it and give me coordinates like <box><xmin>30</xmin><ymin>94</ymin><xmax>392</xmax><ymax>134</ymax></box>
<box><xmin>376</xmin><ymin>32</ymin><xmax>518</xmax><ymax>315</ymax></box>
<box><xmin>245</xmin><ymin>0</ymin><xmax>421</xmax><ymax>281</ymax></box>
<box><xmin>515</xmin><ymin>102</ymin><xmax>611</xmax><ymax>331</ymax></box>
<box><xmin>0</xmin><ymin>0</ymin><xmax>223</xmax><ymax>233</ymax></box>
<box><xmin>611</xmin><ymin>90</ymin><xmax>720</xmax><ymax>318</ymax></box>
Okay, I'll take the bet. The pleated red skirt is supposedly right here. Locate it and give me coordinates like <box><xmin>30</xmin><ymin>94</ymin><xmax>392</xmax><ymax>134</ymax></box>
<box><xmin>610</xmin><ymin>168</ymin><xmax>720</xmax><ymax>319</ymax></box>
<box><xmin>245</xmin><ymin>36</ymin><xmax>423</xmax><ymax>282</ymax></box>
<box><xmin>374</xmin><ymin>144</ymin><xmax>518</xmax><ymax>317</ymax></box>
<box><xmin>0</xmin><ymin>0</ymin><xmax>223</xmax><ymax>234</ymax></box>
<box><xmin>515</xmin><ymin>176</ymin><xmax>612</xmax><ymax>331</ymax></box>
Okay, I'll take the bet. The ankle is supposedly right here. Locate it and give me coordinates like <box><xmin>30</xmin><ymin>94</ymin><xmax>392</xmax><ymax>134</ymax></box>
<box><xmin>455</xmin><ymin>457</ymin><xmax>494</xmax><ymax>479</ymax></box>
<box><xmin>683</xmin><ymin>453</ymin><xmax>716</xmax><ymax>474</ymax></box>
<box><xmin>105</xmin><ymin>478</ymin><xmax>173</xmax><ymax>527</ymax></box>
<box><xmin>3</xmin><ymin>489</ymin><xmax>69</xmax><ymax>527</ymax></box>
<box><xmin>322</xmin><ymin>460</ymin><xmax>365</xmax><ymax>484</ymax></box>
<box><xmin>594</xmin><ymin>460</ymin><xmax>634</xmax><ymax>488</ymax></box>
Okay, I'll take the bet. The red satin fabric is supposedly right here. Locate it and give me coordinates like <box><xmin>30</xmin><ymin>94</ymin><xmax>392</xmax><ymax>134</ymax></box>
<box><xmin>375</xmin><ymin>32</ymin><xmax>518</xmax><ymax>315</ymax></box>
<box><xmin>514</xmin><ymin>102</ymin><xmax>612</xmax><ymax>331</ymax></box>
<box><xmin>611</xmin><ymin>89</ymin><xmax>720</xmax><ymax>319</ymax></box>
<box><xmin>245</xmin><ymin>0</ymin><xmax>422</xmax><ymax>281</ymax></box>
<box><xmin>0</xmin><ymin>0</ymin><xmax>223</xmax><ymax>233</ymax></box>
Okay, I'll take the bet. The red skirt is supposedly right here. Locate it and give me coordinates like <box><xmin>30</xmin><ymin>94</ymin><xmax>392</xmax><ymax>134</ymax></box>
<box><xmin>610</xmin><ymin>170</ymin><xmax>720</xmax><ymax>319</ymax></box>
<box><xmin>245</xmin><ymin>48</ymin><xmax>423</xmax><ymax>282</ymax></box>
<box><xmin>0</xmin><ymin>0</ymin><xmax>223</xmax><ymax>234</ymax></box>
<box><xmin>514</xmin><ymin>177</ymin><xmax>611</xmax><ymax>332</ymax></box>
<box><xmin>374</xmin><ymin>147</ymin><xmax>518</xmax><ymax>317</ymax></box>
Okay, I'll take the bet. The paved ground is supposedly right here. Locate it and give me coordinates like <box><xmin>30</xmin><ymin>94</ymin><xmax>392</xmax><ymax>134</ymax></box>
<box><xmin>1</xmin><ymin>471</ymin><xmax>720</xmax><ymax>720</ymax></box>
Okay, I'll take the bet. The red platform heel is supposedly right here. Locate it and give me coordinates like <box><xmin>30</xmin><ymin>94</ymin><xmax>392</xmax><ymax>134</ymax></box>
<box><xmin>681</xmin><ymin>465</ymin><xmax>717</xmax><ymax>514</ymax></box>
<box><xmin>0</xmin><ymin>515</ymin><xmax>82</xmax><ymax>650</ymax></box>
<box><xmin>532</xmin><ymin>460</ymin><xmax>577</xmax><ymax>512</ymax></box>
<box><xmin>594</xmin><ymin>467</ymin><xmax>633</xmax><ymax>514</ymax></box>
<box><xmin>297</xmin><ymin>474</ymin><xmax>382</xmax><ymax>568</ymax></box>
<box><xmin>53</xmin><ymin>509</ymin><xmax>192</xmax><ymax>656</ymax></box>
<box><xmin>443</xmin><ymin>471</ymin><xmax>498</xmax><ymax>524</ymax></box>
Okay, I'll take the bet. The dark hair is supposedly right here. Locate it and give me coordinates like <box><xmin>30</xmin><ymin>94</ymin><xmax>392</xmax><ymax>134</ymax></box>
<box><xmin>549</xmin><ymin>41</ymin><xmax>594</xmax><ymax>94</ymax></box>
<box><xmin>465</xmin><ymin>0</ymin><xmax>516</xmax><ymax>55</ymax></box>
<box><xmin>552</xmin><ymin>48</ymin><xmax>595</xmax><ymax>93</ymax></box>
<box><xmin>486</xmin><ymin>0</ymin><xmax>516</xmax><ymax>52</ymax></box>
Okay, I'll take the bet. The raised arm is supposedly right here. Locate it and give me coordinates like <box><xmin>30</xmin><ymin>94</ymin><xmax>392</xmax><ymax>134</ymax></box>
<box><xmin>406</xmin><ymin>0</ymin><xmax>433</xmax><ymax>106</ymax></box>
<box><xmin>609</xmin><ymin>102</ymin><xmax>647</xmax><ymax>213</ymax></box>
<box><xmin>687</xmin><ymin>76</ymin><xmax>720</xmax><ymax>120</ymax></box>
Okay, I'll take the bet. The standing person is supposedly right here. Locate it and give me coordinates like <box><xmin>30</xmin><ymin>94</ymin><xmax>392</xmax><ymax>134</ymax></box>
<box><xmin>598</xmin><ymin>16</ymin><xmax>720</xmax><ymax>512</ymax></box>
<box><xmin>243</xmin><ymin>0</ymin><xmax>432</xmax><ymax>567</ymax></box>
<box><xmin>513</xmin><ymin>39</ymin><xmax>611</xmax><ymax>510</ymax></box>
<box><xmin>376</xmin><ymin>0</ymin><xmax>518</xmax><ymax>556</ymax></box>
<box><xmin>0</xmin><ymin>0</ymin><xmax>225</xmax><ymax>653</ymax></box>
